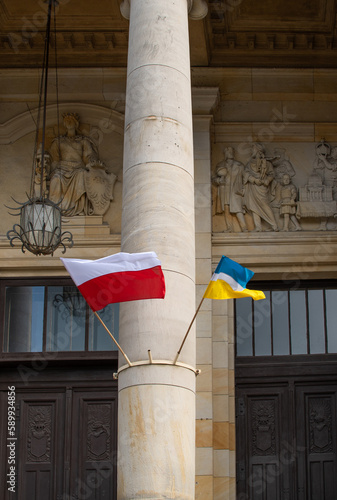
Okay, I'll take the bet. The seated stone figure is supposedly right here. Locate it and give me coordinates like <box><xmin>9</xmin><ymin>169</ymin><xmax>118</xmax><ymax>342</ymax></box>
<box><xmin>49</xmin><ymin>112</ymin><xmax>116</xmax><ymax>216</ymax></box>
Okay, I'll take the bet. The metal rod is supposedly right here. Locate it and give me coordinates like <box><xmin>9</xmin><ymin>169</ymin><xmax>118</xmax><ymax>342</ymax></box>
<box><xmin>94</xmin><ymin>311</ymin><xmax>132</xmax><ymax>367</ymax></box>
<box><xmin>174</xmin><ymin>296</ymin><xmax>205</xmax><ymax>365</ymax></box>
<box><xmin>40</xmin><ymin>0</ymin><xmax>53</xmax><ymax>197</ymax></box>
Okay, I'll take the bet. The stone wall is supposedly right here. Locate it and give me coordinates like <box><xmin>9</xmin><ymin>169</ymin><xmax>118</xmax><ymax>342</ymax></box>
<box><xmin>193</xmin><ymin>68</ymin><xmax>337</xmax><ymax>500</ymax></box>
<box><xmin>1</xmin><ymin>67</ymin><xmax>337</xmax><ymax>499</ymax></box>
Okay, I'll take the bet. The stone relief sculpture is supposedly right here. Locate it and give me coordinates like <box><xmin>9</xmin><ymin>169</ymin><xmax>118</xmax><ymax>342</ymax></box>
<box><xmin>313</xmin><ymin>140</ymin><xmax>331</xmax><ymax>181</ymax></box>
<box><xmin>243</xmin><ymin>144</ymin><xmax>279</xmax><ymax>232</ymax></box>
<box><xmin>271</xmin><ymin>148</ymin><xmax>296</xmax><ymax>181</ymax></box>
<box><xmin>48</xmin><ymin>112</ymin><xmax>117</xmax><ymax>216</ymax></box>
<box><xmin>212</xmin><ymin>140</ymin><xmax>337</xmax><ymax>233</ymax></box>
<box><xmin>212</xmin><ymin>147</ymin><xmax>247</xmax><ymax>232</ymax></box>
<box><xmin>277</xmin><ymin>173</ymin><xmax>301</xmax><ymax>232</ymax></box>
<box><xmin>296</xmin><ymin>140</ymin><xmax>337</xmax><ymax>230</ymax></box>
<box><xmin>313</xmin><ymin>140</ymin><xmax>337</xmax><ymax>198</ymax></box>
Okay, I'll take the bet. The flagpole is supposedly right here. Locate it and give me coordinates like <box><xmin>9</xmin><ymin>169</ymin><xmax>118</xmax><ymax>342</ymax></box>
<box><xmin>94</xmin><ymin>311</ymin><xmax>133</xmax><ymax>367</ymax></box>
<box><xmin>173</xmin><ymin>296</ymin><xmax>205</xmax><ymax>365</ymax></box>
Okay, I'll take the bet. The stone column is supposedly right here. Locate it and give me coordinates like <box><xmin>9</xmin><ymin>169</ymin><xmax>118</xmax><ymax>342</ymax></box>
<box><xmin>118</xmin><ymin>1</ymin><xmax>207</xmax><ymax>499</ymax></box>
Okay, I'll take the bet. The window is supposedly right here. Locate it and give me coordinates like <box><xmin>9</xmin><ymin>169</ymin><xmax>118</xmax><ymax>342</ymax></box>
<box><xmin>235</xmin><ymin>281</ymin><xmax>337</xmax><ymax>357</ymax></box>
<box><xmin>1</xmin><ymin>278</ymin><xmax>119</xmax><ymax>354</ymax></box>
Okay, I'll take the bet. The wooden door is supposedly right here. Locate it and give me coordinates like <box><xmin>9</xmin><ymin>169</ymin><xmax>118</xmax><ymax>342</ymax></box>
<box><xmin>2</xmin><ymin>390</ymin><xmax>66</xmax><ymax>500</ymax></box>
<box><xmin>236</xmin><ymin>384</ymin><xmax>292</xmax><ymax>500</ymax></box>
<box><xmin>0</xmin><ymin>367</ymin><xmax>118</xmax><ymax>500</ymax></box>
<box><xmin>296</xmin><ymin>384</ymin><xmax>337</xmax><ymax>500</ymax></box>
<box><xmin>236</xmin><ymin>372</ymin><xmax>337</xmax><ymax>500</ymax></box>
<box><xmin>70</xmin><ymin>389</ymin><xmax>117</xmax><ymax>500</ymax></box>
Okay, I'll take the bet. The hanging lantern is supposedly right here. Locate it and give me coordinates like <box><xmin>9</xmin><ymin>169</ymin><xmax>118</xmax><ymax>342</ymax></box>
<box><xmin>7</xmin><ymin>197</ymin><xmax>73</xmax><ymax>256</ymax></box>
<box><xmin>6</xmin><ymin>0</ymin><xmax>73</xmax><ymax>256</ymax></box>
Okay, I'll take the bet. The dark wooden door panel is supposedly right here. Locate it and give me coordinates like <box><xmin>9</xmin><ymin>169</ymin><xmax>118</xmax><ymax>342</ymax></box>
<box><xmin>70</xmin><ymin>390</ymin><xmax>117</xmax><ymax>500</ymax></box>
<box><xmin>0</xmin><ymin>390</ymin><xmax>66</xmax><ymax>500</ymax></box>
<box><xmin>236</xmin><ymin>376</ymin><xmax>337</xmax><ymax>500</ymax></box>
<box><xmin>248</xmin><ymin>397</ymin><xmax>281</xmax><ymax>500</ymax></box>
<box><xmin>296</xmin><ymin>386</ymin><xmax>337</xmax><ymax>500</ymax></box>
<box><xmin>236</xmin><ymin>385</ymin><xmax>291</xmax><ymax>500</ymax></box>
<box><xmin>0</xmin><ymin>368</ymin><xmax>118</xmax><ymax>500</ymax></box>
<box><xmin>17</xmin><ymin>392</ymin><xmax>65</xmax><ymax>500</ymax></box>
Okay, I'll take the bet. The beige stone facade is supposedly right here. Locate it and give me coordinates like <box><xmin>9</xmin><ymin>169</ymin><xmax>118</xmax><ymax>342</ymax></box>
<box><xmin>2</xmin><ymin>65</ymin><xmax>337</xmax><ymax>499</ymax></box>
<box><xmin>1</xmin><ymin>1</ymin><xmax>337</xmax><ymax>499</ymax></box>
<box><xmin>193</xmin><ymin>69</ymin><xmax>337</xmax><ymax>499</ymax></box>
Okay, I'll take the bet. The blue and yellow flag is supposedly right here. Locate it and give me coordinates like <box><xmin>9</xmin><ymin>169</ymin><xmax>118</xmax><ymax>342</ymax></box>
<box><xmin>203</xmin><ymin>256</ymin><xmax>265</xmax><ymax>301</ymax></box>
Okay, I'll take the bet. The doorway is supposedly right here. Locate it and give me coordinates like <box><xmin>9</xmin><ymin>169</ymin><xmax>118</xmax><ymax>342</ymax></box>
<box><xmin>0</xmin><ymin>364</ymin><xmax>118</xmax><ymax>500</ymax></box>
<box><xmin>236</xmin><ymin>359</ymin><xmax>337</xmax><ymax>499</ymax></box>
<box><xmin>235</xmin><ymin>281</ymin><xmax>337</xmax><ymax>499</ymax></box>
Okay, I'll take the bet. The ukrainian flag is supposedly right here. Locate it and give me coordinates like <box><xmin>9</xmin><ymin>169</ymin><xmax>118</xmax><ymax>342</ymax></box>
<box><xmin>203</xmin><ymin>256</ymin><xmax>265</xmax><ymax>301</ymax></box>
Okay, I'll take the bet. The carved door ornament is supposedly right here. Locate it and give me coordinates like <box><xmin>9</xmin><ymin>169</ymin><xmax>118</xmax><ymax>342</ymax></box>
<box><xmin>87</xmin><ymin>404</ymin><xmax>111</xmax><ymax>461</ymax></box>
<box><xmin>309</xmin><ymin>397</ymin><xmax>333</xmax><ymax>453</ymax></box>
<box><xmin>251</xmin><ymin>399</ymin><xmax>276</xmax><ymax>456</ymax></box>
<box><xmin>27</xmin><ymin>406</ymin><xmax>52</xmax><ymax>463</ymax></box>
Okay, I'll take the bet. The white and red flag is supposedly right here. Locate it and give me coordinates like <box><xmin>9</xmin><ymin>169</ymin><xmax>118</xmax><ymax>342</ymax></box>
<box><xmin>61</xmin><ymin>251</ymin><xmax>166</xmax><ymax>311</ymax></box>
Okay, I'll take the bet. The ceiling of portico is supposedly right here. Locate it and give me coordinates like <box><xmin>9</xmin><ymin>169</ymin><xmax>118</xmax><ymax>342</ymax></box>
<box><xmin>0</xmin><ymin>0</ymin><xmax>130</xmax><ymax>67</ymax></box>
<box><xmin>206</xmin><ymin>0</ymin><xmax>337</xmax><ymax>67</ymax></box>
<box><xmin>0</xmin><ymin>0</ymin><xmax>337</xmax><ymax>68</ymax></box>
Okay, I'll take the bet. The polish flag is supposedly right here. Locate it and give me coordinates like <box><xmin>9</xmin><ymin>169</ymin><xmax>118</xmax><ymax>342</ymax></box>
<box><xmin>61</xmin><ymin>252</ymin><xmax>166</xmax><ymax>311</ymax></box>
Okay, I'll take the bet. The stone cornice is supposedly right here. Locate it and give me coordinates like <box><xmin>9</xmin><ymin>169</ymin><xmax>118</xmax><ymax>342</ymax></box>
<box><xmin>213</xmin><ymin>122</ymin><xmax>337</xmax><ymax>143</ymax></box>
<box><xmin>0</xmin><ymin>32</ymin><xmax>128</xmax><ymax>68</ymax></box>
<box><xmin>0</xmin><ymin>234</ymin><xmax>122</xmax><ymax>276</ymax></box>
<box><xmin>212</xmin><ymin>32</ymin><xmax>336</xmax><ymax>52</ymax></box>
<box><xmin>212</xmin><ymin>231</ymin><xmax>337</xmax><ymax>279</ymax></box>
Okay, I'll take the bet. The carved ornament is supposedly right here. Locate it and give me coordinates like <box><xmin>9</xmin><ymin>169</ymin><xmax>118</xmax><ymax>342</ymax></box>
<box><xmin>213</xmin><ymin>141</ymin><xmax>337</xmax><ymax>233</ymax></box>
<box><xmin>27</xmin><ymin>406</ymin><xmax>52</xmax><ymax>463</ymax></box>
<box><xmin>36</xmin><ymin>112</ymin><xmax>118</xmax><ymax>217</ymax></box>
<box><xmin>87</xmin><ymin>404</ymin><xmax>111</xmax><ymax>461</ymax></box>
<box><xmin>309</xmin><ymin>397</ymin><xmax>333</xmax><ymax>454</ymax></box>
<box><xmin>251</xmin><ymin>399</ymin><xmax>276</xmax><ymax>457</ymax></box>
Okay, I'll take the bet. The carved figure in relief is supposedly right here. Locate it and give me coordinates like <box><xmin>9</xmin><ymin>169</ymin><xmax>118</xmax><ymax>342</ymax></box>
<box><xmin>212</xmin><ymin>141</ymin><xmax>337</xmax><ymax>232</ymax></box>
<box><xmin>243</xmin><ymin>144</ymin><xmax>279</xmax><ymax>232</ymax></box>
<box><xmin>270</xmin><ymin>147</ymin><xmax>296</xmax><ymax>205</ymax></box>
<box><xmin>271</xmin><ymin>148</ymin><xmax>295</xmax><ymax>181</ymax></box>
<box><xmin>49</xmin><ymin>113</ymin><xmax>116</xmax><ymax>216</ymax></box>
<box><xmin>297</xmin><ymin>140</ymin><xmax>337</xmax><ymax>229</ymax></box>
<box><xmin>213</xmin><ymin>147</ymin><xmax>247</xmax><ymax>232</ymax></box>
<box><xmin>313</xmin><ymin>139</ymin><xmax>331</xmax><ymax>182</ymax></box>
<box><xmin>314</xmin><ymin>144</ymin><xmax>337</xmax><ymax>200</ymax></box>
<box><xmin>278</xmin><ymin>174</ymin><xmax>302</xmax><ymax>232</ymax></box>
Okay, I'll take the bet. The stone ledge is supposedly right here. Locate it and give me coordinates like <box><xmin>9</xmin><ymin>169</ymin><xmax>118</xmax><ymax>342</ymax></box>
<box><xmin>0</xmin><ymin>234</ymin><xmax>121</xmax><ymax>276</ymax></box>
<box><xmin>211</xmin><ymin>231</ymin><xmax>337</xmax><ymax>279</ymax></box>
<box><xmin>64</xmin><ymin>215</ymin><xmax>111</xmax><ymax>237</ymax></box>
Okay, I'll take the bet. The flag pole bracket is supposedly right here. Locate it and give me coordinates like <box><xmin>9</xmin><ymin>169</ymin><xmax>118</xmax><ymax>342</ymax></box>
<box><xmin>116</xmin><ymin>359</ymin><xmax>200</xmax><ymax>378</ymax></box>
